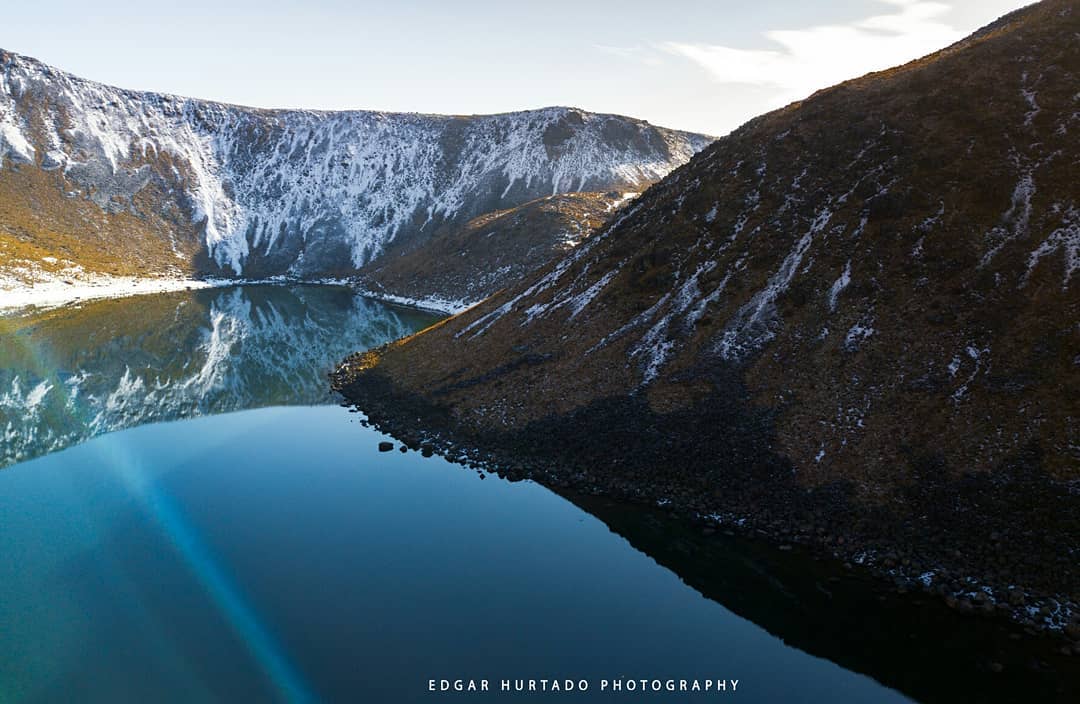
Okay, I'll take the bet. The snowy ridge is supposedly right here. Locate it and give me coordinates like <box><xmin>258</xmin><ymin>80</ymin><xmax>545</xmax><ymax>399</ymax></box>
<box><xmin>0</xmin><ymin>49</ymin><xmax>711</xmax><ymax>277</ymax></box>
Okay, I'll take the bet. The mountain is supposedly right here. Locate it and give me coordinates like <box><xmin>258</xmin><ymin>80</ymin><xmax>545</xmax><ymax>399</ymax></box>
<box><xmin>0</xmin><ymin>49</ymin><xmax>710</xmax><ymax>295</ymax></box>
<box><xmin>356</xmin><ymin>190</ymin><xmax>638</xmax><ymax>308</ymax></box>
<box><xmin>334</xmin><ymin>0</ymin><xmax>1080</xmax><ymax>630</ymax></box>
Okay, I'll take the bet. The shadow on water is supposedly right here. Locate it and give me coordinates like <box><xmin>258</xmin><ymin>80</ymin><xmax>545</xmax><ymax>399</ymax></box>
<box><xmin>0</xmin><ymin>285</ymin><xmax>441</xmax><ymax>468</ymax></box>
<box><xmin>2</xmin><ymin>286</ymin><xmax>1077</xmax><ymax>703</ymax></box>
<box><xmin>562</xmin><ymin>492</ymin><xmax>1080</xmax><ymax>703</ymax></box>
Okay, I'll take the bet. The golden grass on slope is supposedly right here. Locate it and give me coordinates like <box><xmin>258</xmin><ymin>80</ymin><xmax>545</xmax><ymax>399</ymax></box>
<box><xmin>0</xmin><ymin>161</ymin><xmax>201</xmax><ymax>282</ymax></box>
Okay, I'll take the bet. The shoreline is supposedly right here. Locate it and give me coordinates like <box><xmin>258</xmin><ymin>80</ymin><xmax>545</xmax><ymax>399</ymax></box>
<box><xmin>0</xmin><ymin>275</ymin><xmax>237</xmax><ymax>312</ymax></box>
<box><xmin>0</xmin><ymin>273</ymin><xmax>470</xmax><ymax>315</ymax></box>
<box><xmin>330</xmin><ymin>360</ymin><xmax>1080</xmax><ymax>646</ymax></box>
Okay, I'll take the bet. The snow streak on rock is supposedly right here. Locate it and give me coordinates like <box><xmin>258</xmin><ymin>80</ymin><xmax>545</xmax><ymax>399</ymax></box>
<box><xmin>1025</xmin><ymin>205</ymin><xmax>1080</xmax><ymax>288</ymax></box>
<box><xmin>717</xmin><ymin>207</ymin><xmax>833</xmax><ymax>361</ymax></box>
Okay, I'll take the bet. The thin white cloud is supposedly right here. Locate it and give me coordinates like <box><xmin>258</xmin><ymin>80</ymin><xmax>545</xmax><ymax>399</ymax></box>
<box><xmin>593</xmin><ymin>44</ymin><xmax>665</xmax><ymax>67</ymax></box>
<box><xmin>659</xmin><ymin>0</ymin><xmax>971</xmax><ymax>106</ymax></box>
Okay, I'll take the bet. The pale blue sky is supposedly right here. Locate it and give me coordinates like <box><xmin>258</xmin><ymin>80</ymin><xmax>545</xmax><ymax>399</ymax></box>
<box><xmin>3</xmin><ymin>0</ymin><xmax>1032</xmax><ymax>135</ymax></box>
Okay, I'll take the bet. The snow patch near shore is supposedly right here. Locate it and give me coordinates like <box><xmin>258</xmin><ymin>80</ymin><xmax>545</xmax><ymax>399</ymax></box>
<box><xmin>0</xmin><ymin>273</ymin><xmax>234</xmax><ymax>312</ymax></box>
<box><xmin>348</xmin><ymin>287</ymin><xmax>470</xmax><ymax>315</ymax></box>
<box><xmin>1</xmin><ymin>271</ymin><xmax>468</xmax><ymax>316</ymax></box>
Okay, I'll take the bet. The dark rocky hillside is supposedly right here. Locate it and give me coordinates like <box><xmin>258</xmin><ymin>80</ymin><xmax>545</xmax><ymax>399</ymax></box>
<box><xmin>335</xmin><ymin>0</ymin><xmax>1080</xmax><ymax>633</ymax></box>
<box><xmin>355</xmin><ymin>191</ymin><xmax>637</xmax><ymax>306</ymax></box>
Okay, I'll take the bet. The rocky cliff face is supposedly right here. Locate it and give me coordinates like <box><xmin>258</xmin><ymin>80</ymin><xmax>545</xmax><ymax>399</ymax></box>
<box><xmin>0</xmin><ymin>50</ymin><xmax>709</xmax><ymax>283</ymax></box>
<box><xmin>335</xmin><ymin>0</ymin><xmax>1079</xmax><ymax>622</ymax></box>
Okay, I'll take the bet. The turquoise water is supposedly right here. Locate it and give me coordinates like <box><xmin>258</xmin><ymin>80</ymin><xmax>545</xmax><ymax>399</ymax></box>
<box><xmin>0</xmin><ymin>285</ymin><xmax>1068</xmax><ymax>702</ymax></box>
<box><xmin>0</xmin><ymin>404</ymin><xmax>909</xmax><ymax>702</ymax></box>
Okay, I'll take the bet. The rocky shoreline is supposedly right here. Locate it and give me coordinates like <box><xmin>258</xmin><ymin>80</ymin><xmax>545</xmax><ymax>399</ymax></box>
<box><xmin>331</xmin><ymin>357</ymin><xmax>1080</xmax><ymax>652</ymax></box>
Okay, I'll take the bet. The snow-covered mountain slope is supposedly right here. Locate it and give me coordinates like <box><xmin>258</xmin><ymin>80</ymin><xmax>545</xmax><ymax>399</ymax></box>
<box><xmin>0</xmin><ymin>285</ymin><xmax>439</xmax><ymax>468</ymax></box>
<box><xmin>0</xmin><ymin>49</ymin><xmax>711</xmax><ymax>281</ymax></box>
<box><xmin>334</xmin><ymin>0</ymin><xmax>1079</xmax><ymax>616</ymax></box>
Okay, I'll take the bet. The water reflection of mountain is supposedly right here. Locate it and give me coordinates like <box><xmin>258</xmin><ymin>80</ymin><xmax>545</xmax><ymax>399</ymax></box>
<box><xmin>0</xmin><ymin>285</ymin><xmax>440</xmax><ymax>467</ymax></box>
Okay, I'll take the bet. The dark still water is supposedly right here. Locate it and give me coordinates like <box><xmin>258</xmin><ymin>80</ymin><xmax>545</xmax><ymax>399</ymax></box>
<box><xmin>0</xmin><ymin>286</ymin><xmax>1073</xmax><ymax>703</ymax></box>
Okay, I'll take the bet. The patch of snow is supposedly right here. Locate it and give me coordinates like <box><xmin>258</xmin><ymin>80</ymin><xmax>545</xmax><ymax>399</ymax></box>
<box><xmin>629</xmin><ymin>261</ymin><xmax>729</xmax><ymax>384</ymax></box>
<box><xmin>0</xmin><ymin>273</ymin><xmax>235</xmax><ymax>312</ymax></box>
<box><xmin>567</xmin><ymin>268</ymin><xmax>619</xmax><ymax>319</ymax></box>
<box><xmin>951</xmin><ymin>344</ymin><xmax>989</xmax><ymax>401</ymax></box>
<box><xmin>459</xmin><ymin>249</ymin><xmax>580</xmax><ymax>338</ymax></box>
<box><xmin>587</xmin><ymin>292</ymin><xmax>672</xmax><ymax>355</ymax></box>
<box><xmin>1021</xmin><ymin>72</ymin><xmax>1040</xmax><ymax>128</ymax></box>
<box><xmin>1024</xmin><ymin>205</ymin><xmax>1079</xmax><ymax>289</ymax></box>
<box><xmin>852</xmin><ymin>214</ymin><xmax>869</xmax><ymax>239</ymax></box>
<box><xmin>350</xmin><ymin>287</ymin><xmax>469</xmax><ymax>315</ymax></box>
<box><xmin>827</xmin><ymin>260</ymin><xmax>851</xmax><ymax>311</ymax></box>
<box><xmin>981</xmin><ymin>165</ymin><xmax>1035</xmax><ymax>267</ymax></box>
<box><xmin>717</xmin><ymin>206</ymin><xmax>832</xmax><ymax>360</ymax></box>
<box><xmin>606</xmin><ymin>192</ymin><xmax>639</xmax><ymax>212</ymax></box>
<box><xmin>918</xmin><ymin>202</ymin><xmax>945</xmax><ymax>232</ymax></box>
<box><xmin>0</xmin><ymin>112</ymin><xmax>36</xmax><ymax>166</ymax></box>
<box><xmin>844</xmin><ymin>318</ymin><xmax>875</xmax><ymax>351</ymax></box>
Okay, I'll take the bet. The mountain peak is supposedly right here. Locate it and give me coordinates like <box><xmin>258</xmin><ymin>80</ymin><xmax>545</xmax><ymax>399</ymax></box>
<box><xmin>0</xmin><ymin>48</ymin><xmax>712</xmax><ymax>282</ymax></box>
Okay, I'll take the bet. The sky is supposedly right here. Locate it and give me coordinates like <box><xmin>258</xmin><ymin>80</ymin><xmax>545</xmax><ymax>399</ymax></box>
<box><xmin>3</xmin><ymin>0</ymin><xmax>1034</xmax><ymax>136</ymax></box>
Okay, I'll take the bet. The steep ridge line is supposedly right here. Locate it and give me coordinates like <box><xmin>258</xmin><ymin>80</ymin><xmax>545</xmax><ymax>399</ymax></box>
<box><xmin>0</xmin><ymin>48</ymin><xmax>710</xmax><ymax>291</ymax></box>
<box><xmin>334</xmin><ymin>0</ymin><xmax>1080</xmax><ymax>635</ymax></box>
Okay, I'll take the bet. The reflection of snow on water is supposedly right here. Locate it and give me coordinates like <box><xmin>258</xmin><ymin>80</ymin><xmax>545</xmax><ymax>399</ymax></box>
<box><xmin>0</xmin><ymin>285</ymin><xmax>437</xmax><ymax>467</ymax></box>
